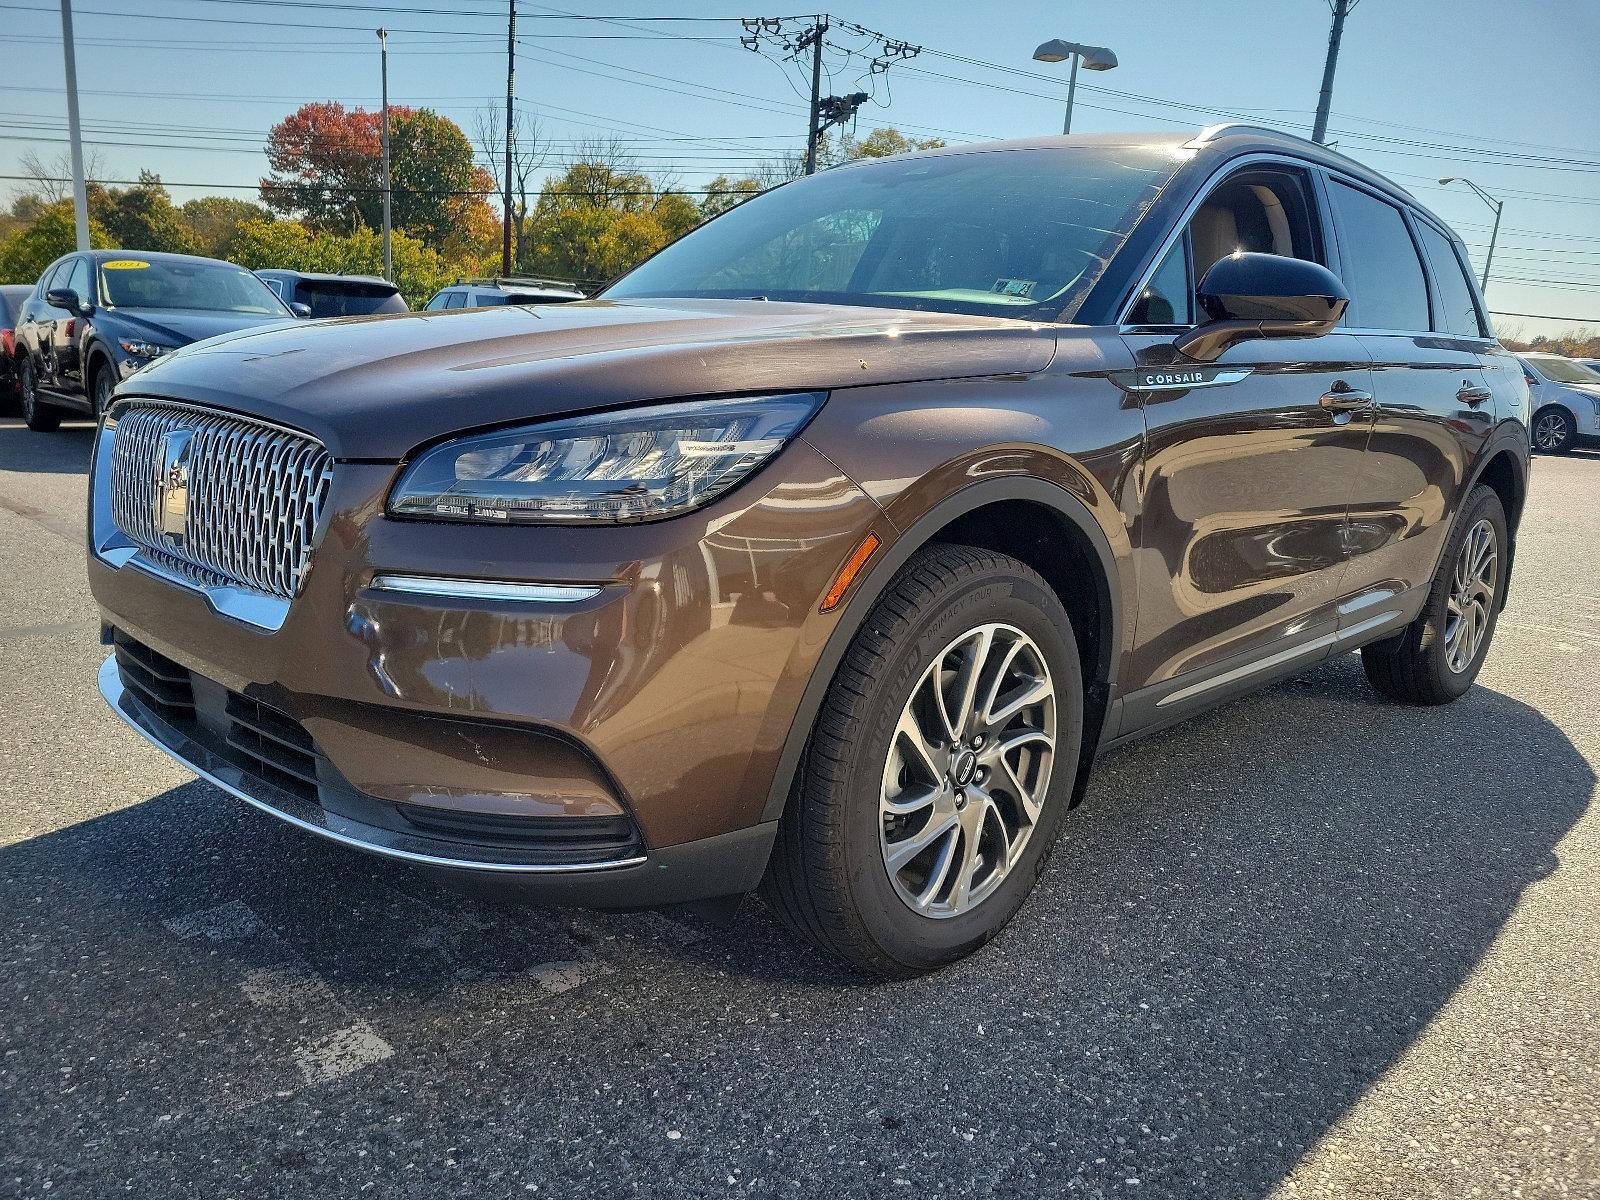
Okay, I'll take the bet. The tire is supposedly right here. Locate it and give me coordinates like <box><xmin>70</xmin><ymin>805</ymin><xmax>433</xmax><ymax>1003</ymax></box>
<box><xmin>88</xmin><ymin>354</ymin><xmax>116</xmax><ymax>420</ymax></box>
<box><xmin>18</xmin><ymin>356</ymin><xmax>61</xmax><ymax>433</ymax></box>
<box><xmin>762</xmin><ymin>543</ymin><xmax>1084</xmax><ymax>978</ymax></box>
<box><xmin>1532</xmin><ymin>407</ymin><xmax>1575</xmax><ymax>454</ymax></box>
<box><xmin>1361</xmin><ymin>484</ymin><xmax>1508</xmax><ymax>705</ymax></box>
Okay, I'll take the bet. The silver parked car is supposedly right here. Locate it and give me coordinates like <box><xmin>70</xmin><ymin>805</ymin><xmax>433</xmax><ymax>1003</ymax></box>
<box><xmin>1520</xmin><ymin>352</ymin><xmax>1600</xmax><ymax>453</ymax></box>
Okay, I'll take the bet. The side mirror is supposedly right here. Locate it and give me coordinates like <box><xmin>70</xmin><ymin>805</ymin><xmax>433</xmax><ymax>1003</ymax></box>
<box><xmin>290</xmin><ymin>302</ymin><xmax>313</xmax><ymax>318</ymax></box>
<box><xmin>45</xmin><ymin>287</ymin><xmax>81</xmax><ymax>313</ymax></box>
<box><xmin>1175</xmin><ymin>252</ymin><xmax>1349</xmax><ymax>363</ymax></box>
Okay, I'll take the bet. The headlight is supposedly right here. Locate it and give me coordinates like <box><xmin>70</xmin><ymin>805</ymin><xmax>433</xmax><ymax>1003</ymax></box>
<box><xmin>388</xmin><ymin>393</ymin><xmax>825</xmax><ymax>524</ymax></box>
<box><xmin>118</xmin><ymin>339</ymin><xmax>172</xmax><ymax>359</ymax></box>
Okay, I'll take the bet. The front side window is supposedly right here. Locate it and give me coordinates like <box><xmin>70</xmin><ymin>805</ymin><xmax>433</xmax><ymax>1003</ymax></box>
<box><xmin>1414</xmin><ymin>220</ymin><xmax>1486</xmax><ymax>338</ymax></box>
<box><xmin>66</xmin><ymin>257</ymin><xmax>92</xmax><ymax>304</ymax></box>
<box><xmin>1127</xmin><ymin>234</ymin><xmax>1192</xmax><ymax>325</ymax></box>
<box><xmin>444</xmin><ymin>291</ymin><xmax>468</xmax><ymax>310</ymax></box>
<box><xmin>99</xmin><ymin>259</ymin><xmax>287</xmax><ymax>315</ymax></box>
<box><xmin>1327</xmin><ymin>180</ymin><xmax>1429</xmax><ymax>331</ymax></box>
<box><xmin>607</xmin><ymin>146</ymin><xmax>1185</xmax><ymax>321</ymax></box>
<box><xmin>424</xmin><ymin>291</ymin><xmax>450</xmax><ymax>311</ymax></box>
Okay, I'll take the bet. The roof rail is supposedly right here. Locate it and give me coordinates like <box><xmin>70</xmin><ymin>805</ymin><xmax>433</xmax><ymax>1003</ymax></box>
<box><xmin>453</xmin><ymin>275</ymin><xmax>584</xmax><ymax>291</ymax></box>
<box><xmin>1186</xmin><ymin>122</ymin><xmax>1413</xmax><ymax>197</ymax></box>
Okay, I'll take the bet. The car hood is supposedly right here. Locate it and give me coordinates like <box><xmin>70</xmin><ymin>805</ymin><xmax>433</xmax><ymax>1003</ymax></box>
<box><xmin>104</xmin><ymin>307</ymin><xmax>295</xmax><ymax>347</ymax></box>
<box><xmin>119</xmin><ymin>298</ymin><xmax>1059</xmax><ymax>459</ymax></box>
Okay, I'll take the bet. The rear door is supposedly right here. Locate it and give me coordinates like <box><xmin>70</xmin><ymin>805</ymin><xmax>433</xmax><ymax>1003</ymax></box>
<box><xmin>1119</xmin><ymin>159</ymin><xmax>1377</xmax><ymax>706</ymax></box>
<box><xmin>1324</xmin><ymin>177</ymin><xmax>1497</xmax><ymax>620</ymax></box>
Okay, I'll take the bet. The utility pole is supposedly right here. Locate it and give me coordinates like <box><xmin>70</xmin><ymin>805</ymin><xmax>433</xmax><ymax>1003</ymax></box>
<box><xmin>1311</xmin><ymin>0</ymin><xmax>1353</xmax><ymax>145</ymax></box>
<box><xmin>801</xmin><ymin>16</ymin><xmax>827</xmax><ymax>175</ymax></box>
<box><xmin>377</xmin><ymin>28</ymin><xmax>392</xmax><ymax>282</ymax></box>
<box><xmin>58</xmin><ymin>0</ymin><xmax>89</xmax><ymax>250</ymax></box>
<box><xmin>501</xmin><ymin>0</ymin><xmax>515</xmax><ymax>275</ymax></box>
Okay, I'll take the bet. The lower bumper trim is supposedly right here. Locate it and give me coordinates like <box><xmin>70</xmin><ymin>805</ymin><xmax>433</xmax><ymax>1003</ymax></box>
<box><xmin>98</xmin><ymin>654</ymin><xmax>646</xmax><ymax>876</ymax></box>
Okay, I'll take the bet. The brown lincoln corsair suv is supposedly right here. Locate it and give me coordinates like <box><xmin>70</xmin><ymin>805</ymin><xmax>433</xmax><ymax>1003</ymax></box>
<box><xmin>89</xmin><ymin>125</ymin><xmax>1531</xmax><ymax>977</ymax></box>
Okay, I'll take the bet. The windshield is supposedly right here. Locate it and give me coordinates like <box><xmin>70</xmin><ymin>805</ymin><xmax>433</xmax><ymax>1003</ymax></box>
<box><xmin>1528</xmin><ymin>355</ymin><xmax>1600</xmax><ymax>385</ymax></box>
<box><xmin>99</xmin><ymin>258</ymin><xmax>288</xmax><ymax>314</ymax></box>
<box><xmin>605</xmin><ymin>145</ymin><xmax>1184</xmax><ymax>320</ymax></box>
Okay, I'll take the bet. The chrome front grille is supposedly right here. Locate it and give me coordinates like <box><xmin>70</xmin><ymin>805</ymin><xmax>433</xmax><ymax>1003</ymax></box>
<box><xmin>108</xmin><ymin>402</ymin><xmax>334</xmax><ymax>600</ymax></box>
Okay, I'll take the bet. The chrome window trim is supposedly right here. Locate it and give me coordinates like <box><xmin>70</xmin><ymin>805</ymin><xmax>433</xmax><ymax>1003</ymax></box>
<box><xmin>99</xmin><ymin>656</ymin><xmax>649</xmax><ymax>875</ymax></box>
<box><xmin>369</xmin><ymin>574</ymin><xmax>604</xmax><ymax>604</ymax></box>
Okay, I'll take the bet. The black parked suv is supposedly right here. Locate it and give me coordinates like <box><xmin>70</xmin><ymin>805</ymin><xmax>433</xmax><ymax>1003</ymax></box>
<box><xmin>255</xmin><ymin>270</ymin><xmax>408</xmax><ymax>318</ymax></box>
<box><xmin>422</xmin><ymin>276</ymin><xmax>584</xmax><ymax>310</ymax></box>
<box><xmin>13</xmin><ymin>250</ymin><xmax>294</xmax><ymax>431</ymax></box>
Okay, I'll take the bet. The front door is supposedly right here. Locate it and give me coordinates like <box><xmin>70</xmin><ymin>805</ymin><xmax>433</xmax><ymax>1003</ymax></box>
<box><xmin>1116</xmin><ymin>160</ymin><xmax>1376</xmax><ymax>711</ymax></box>
<box><xmin>1122</xmin><ymin>332</ymin><xmax>1376</xmax><ymax>696</ymax></box>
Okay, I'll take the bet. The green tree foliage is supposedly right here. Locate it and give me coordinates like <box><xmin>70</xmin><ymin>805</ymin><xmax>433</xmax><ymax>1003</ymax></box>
<box><xmin>88</xmin><ymin>172</ymin><xmax>196</xmax><ymax>255</ymax></box>
<box><xmin>0</xmin><ymin>201</ymin><xmax>111</xmax><ymax>283</ymax></box>
<box><xmin>229</xmin><ymin>219</ymin><xmax>452</xmax><ymax>308</ymax></box>
<box><xmin>700</xmin><ymin>175</ymin><xmax>764</xmax><ymax>219</ymax></box>
<box><xmin>180</xmin><ymin>196</ymin><xmax>273</xmax><ymax>259</ymax></box>
<box><xmin>521</xmin><ymin>162</ymin><xmax>700</xmax><ymax>288</ymax></box>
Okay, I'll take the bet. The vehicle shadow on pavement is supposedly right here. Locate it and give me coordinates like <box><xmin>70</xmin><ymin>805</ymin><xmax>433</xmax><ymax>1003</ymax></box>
<box><xmin>0</xmin><ymin>420</ymin><xmax>96</xmax><ymax>473</ymax></box>
<box><xmin>1</xmin><ymin>654</ymin><xmax>1591</xmax><ymax>1197</ymax></box>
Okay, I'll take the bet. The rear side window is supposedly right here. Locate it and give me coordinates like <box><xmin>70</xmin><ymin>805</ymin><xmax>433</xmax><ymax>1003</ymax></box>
<box><xmin>473</xmin><ymin>291</ymin><xmax>506</xmax><ymax>306</ymax></box>
<box><xmin>1328</xmin><ymin>180</ymin><xmax>1429</xmax><ymax>331</ymax></box>
<box><xmin>1414</xmin><ymin>220</ymin><xmax>1485</xmax><ymax>338</ymax></box>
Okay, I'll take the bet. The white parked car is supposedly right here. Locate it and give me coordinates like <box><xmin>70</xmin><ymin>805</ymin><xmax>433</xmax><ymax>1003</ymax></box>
<box><xmin>1520</xmin><ymin>352</ymin><xmax>1600</xmax><ymax>453</ymax></box>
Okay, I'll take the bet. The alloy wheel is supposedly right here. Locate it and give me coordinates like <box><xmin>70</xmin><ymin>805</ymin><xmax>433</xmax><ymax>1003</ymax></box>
<box><xmin>879</xmin><ymin>622</ymin><xmax>1056</xmax><ymax>919</ymax></box>
<box><xmin>1444</xmin><ymin>518</ymin><xmax>1497</xmax><ymax>674</ymax></box>
<box><xmin>1533</xmin><ymin>411</ymin><xmax>1569</xmax><ymax>451</ymax></box>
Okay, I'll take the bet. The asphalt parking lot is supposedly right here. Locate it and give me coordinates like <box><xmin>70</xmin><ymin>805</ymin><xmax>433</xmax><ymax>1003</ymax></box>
<box><xmin>1</xmin><ymin>417</ymin><xmax>1596</xmax><ymax>1199</ymax></box>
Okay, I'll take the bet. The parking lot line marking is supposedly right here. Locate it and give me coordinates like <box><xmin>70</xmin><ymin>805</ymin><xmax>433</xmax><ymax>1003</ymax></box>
<box><xmin>292</xmin><ymin>1020</ymin><xmax>396</xmax><ymax>1086</ymax></box>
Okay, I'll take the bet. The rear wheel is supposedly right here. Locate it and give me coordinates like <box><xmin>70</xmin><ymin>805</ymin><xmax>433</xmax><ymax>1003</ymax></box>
<box><xmin>1361</xmin><ymin>484</ymin><xmax>1507</xmax><ymax>704</ymax></box>
<box><xmin>763</xmin><ymin>544</ymin><xmax>1083</xmax><ymax>978</ymax></box>
<box><xmin>1532</xmin><ymin>407</ymin><xmax>1574</xmax><ymax>454</ymax></box>
<box><xmin>18</xmin><ymin>357</ymin><xmax>61</xmax><ymax>433</ymax></box>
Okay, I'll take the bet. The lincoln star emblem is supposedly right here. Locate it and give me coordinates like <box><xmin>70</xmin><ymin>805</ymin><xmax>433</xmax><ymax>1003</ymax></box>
<box><xmin>155</xmin><ymin>429</ymin><xmax>193</xmax><ymax>543</ymax></box>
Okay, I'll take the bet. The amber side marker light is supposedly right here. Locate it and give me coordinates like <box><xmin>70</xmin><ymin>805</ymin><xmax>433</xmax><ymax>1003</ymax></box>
<box><xmin>820</xmin><ymin>532</ymin><xmax>881</xmax><ymax>613</ymax></box>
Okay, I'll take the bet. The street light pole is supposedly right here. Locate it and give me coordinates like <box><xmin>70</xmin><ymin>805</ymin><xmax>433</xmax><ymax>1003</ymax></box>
<box><xmin>1440</xmin><ymin>176</ymin><xmax>1504</xmax><ymax>294</ymax></box>
<box><xmin>377</xmin><ymin>28</ymin><xmax>392</xmax><ymax>282</ymax></box>
<box><xmin>59</xmin><ymin>0</ymin><xmax>89</xmax><ymax>251</ymax></box>
<box><xmin>1032</xmin><ymin>39</ymin><xmax>1118</xmax><ymax>136</ymax></box>
<box><xmin>1062</xmin><ymin>51</ymin><xmax>1080</xmax><ymax>135</ymax></box>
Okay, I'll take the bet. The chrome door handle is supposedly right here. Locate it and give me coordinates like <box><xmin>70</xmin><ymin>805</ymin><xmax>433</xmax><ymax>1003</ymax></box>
<box><xmin>1457</xmin><ymin>382</ymin><xmax>1492</xmax><ymax>407</ymax></box>
<box><xmin>1319</xmin><ymin>386</ymin><xmax>1374</xmax><ymax>412</ymax></box>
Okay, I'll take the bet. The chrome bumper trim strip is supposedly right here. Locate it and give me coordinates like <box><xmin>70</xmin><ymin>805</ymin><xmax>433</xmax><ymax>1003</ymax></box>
<box><xmin>368</xmin><ymin>574</ymin><xmax>604</xmax><ymax>604</ymax></box>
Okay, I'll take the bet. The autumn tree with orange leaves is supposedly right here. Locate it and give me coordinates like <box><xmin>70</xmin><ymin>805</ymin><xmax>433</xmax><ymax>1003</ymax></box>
<box><xmin>260</xmin><ymin>102</ymin><xmax>496</xmax><ymax>258</ymax></box>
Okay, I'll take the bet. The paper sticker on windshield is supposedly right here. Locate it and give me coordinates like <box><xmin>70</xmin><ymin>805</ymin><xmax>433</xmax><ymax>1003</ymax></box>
<box><xmin>103</xmin><ymin>259</ymin><xmax>150</xmax><ymax>270</ymax></box>
<box><xmin>991</xmin><ymin>278</ymin><xmax>1036</xmax><ymax>298</ymax></box>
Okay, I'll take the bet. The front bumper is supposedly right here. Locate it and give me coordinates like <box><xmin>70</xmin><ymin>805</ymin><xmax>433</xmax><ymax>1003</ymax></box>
<box><xmin>90</xmin><ymin>426</ymin><xmax>885</xmax><ymax>899</ymax></box>
<box><xmin>99</xmin><ymin>650</ymin><xmax>779</xmax><ymax>904</ymax></box>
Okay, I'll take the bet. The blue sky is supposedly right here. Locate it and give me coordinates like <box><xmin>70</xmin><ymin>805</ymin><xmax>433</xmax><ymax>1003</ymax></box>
<box><xmin>5</xmin><ymin>0</ymin><xmax>1598</xmax><ymax>339</ymax></box>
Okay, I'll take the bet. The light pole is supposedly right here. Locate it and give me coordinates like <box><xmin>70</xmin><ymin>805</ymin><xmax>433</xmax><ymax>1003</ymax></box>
<box><xmin>1439</xmin><ymin>176</ymin><xmax>1504</xmax><ymax>294</ymax></box>
<box><xmin>1032</xmin><ymin>38</ymin><xmax>1118</xmax><ymax>135</ymax></box>
<box><xmin>377</xmin><ymin>27</ymin><xmax>392</xmax><ymax>282</ymax></box>
<box><xmin>59</xmin><ymin>0</ymin><xmax>89</xmax><ymax>250</ymax></box>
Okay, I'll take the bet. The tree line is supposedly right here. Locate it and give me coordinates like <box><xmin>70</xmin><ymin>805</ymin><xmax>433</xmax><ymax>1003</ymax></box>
<box><xmin>0</xmin><ymin>104</ymin><xmax>939</xmax><ymax>307</ymax></box>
